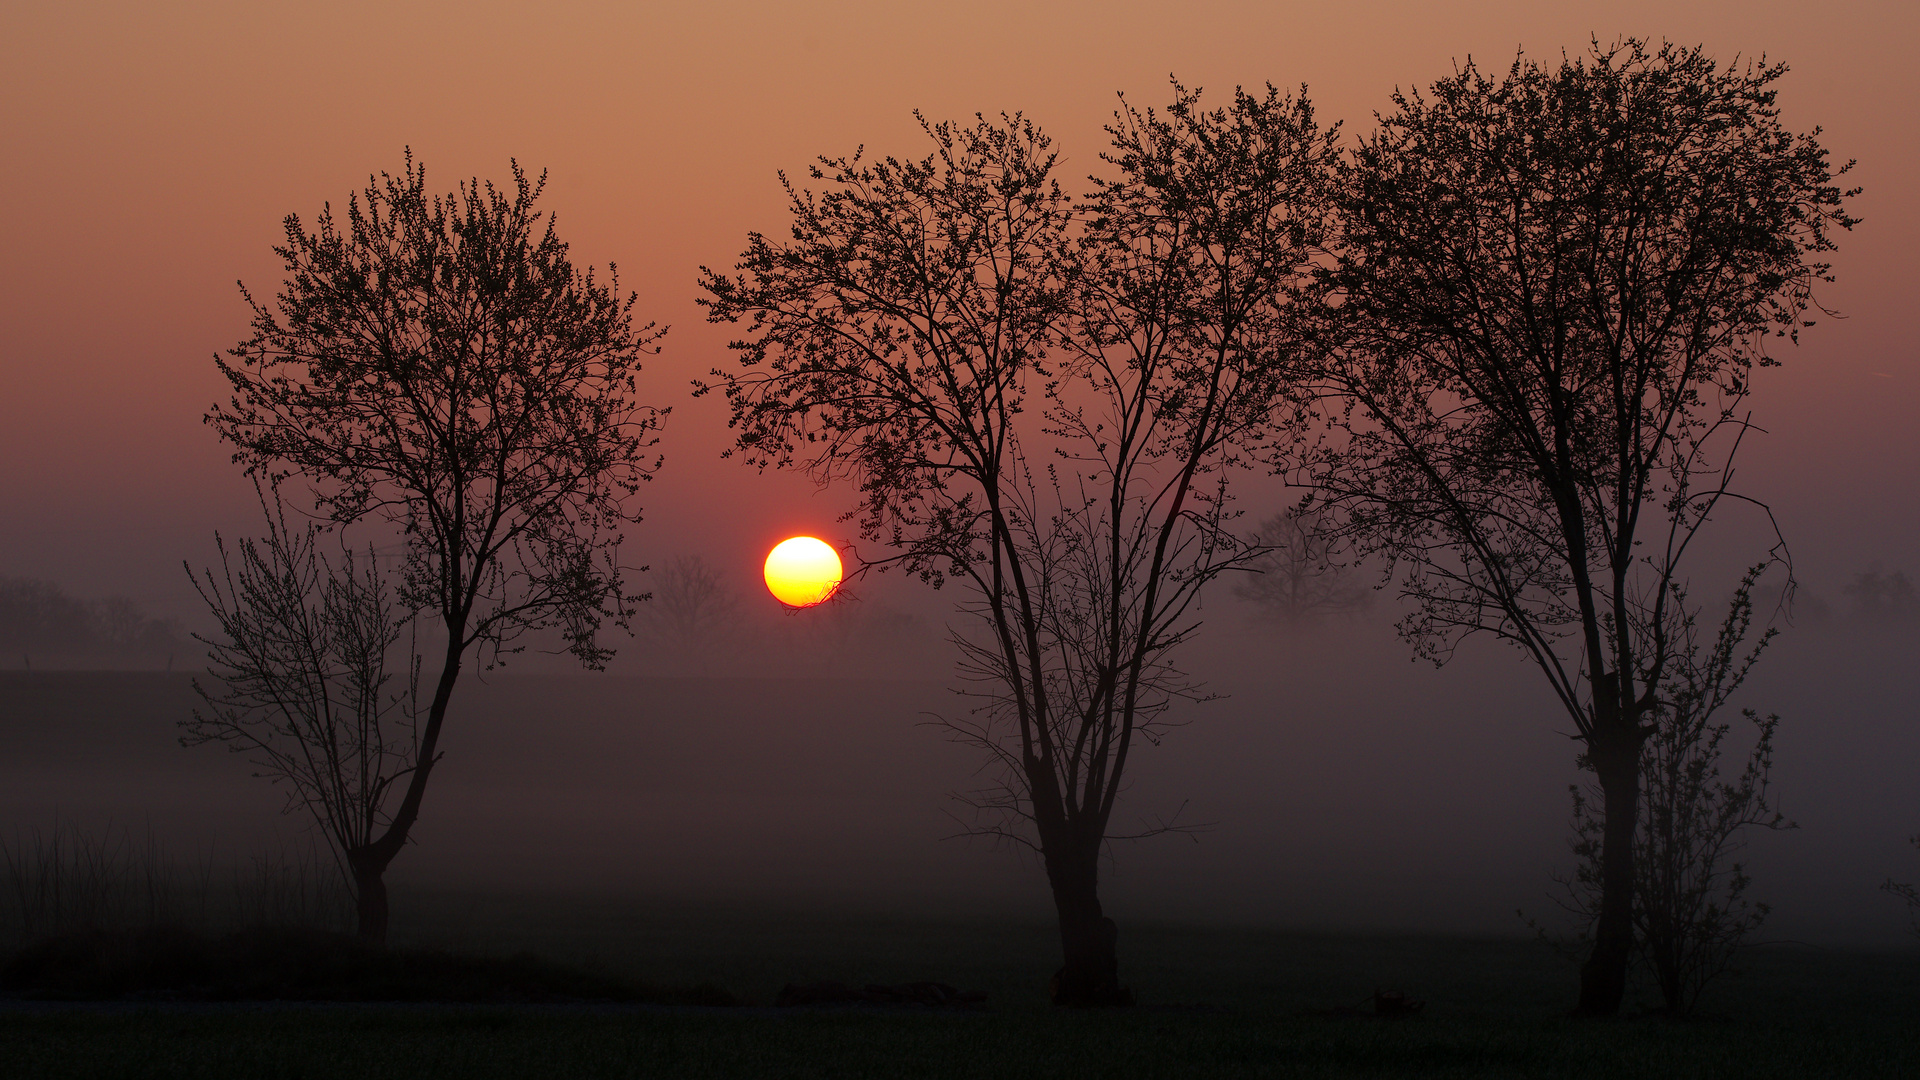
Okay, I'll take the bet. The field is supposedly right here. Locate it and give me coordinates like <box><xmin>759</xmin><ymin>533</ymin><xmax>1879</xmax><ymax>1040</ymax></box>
<box><xmin>4</xmin><ymin>892</ymin><xmax>1917</xmax><ymax>1079</ymax></box>
<box><xmin>4</xmin><ymin>670</ymin><xmax>1918</xmax><ymax>1076</ymax></box>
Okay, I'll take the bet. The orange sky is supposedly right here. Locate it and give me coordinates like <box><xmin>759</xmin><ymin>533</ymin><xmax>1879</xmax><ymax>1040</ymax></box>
<box><xmin>2</xmin><ymin>0</ymin><xmax>1914</xmax><ymax>621</ymax></box>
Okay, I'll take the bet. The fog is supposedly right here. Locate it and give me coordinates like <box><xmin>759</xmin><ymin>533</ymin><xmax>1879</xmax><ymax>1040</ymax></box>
<box><xmin>6</xmin><ymin>569</ymin><xmax>1916</xmax><ymax>948</ymax></box>
<box><xmin>2</xmin><ymin>0</ymin><xmax>1916</xmax><ymax>954</ymax></box>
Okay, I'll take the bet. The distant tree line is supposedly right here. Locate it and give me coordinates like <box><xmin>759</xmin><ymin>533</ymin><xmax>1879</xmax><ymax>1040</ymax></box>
<box><xmin>0</xmin><ymin>577</ymin><xmax>181</xmax><ymax>668</ymax></box>
<box><xmin>633</xmin><ymin>554</ymin><xmax>946</xmax><ymax>678</ymax></box>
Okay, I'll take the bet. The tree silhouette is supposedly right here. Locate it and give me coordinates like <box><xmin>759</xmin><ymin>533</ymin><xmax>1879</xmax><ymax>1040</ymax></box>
<box><xmin>185</xmin><ymin>493</ymin><xmax>421</xmax><ymax>929</ymax></box>
<box><xmin>637</xmin><ymin>555</ymin><xmax>743</xmax><ymax>673</ymax></box>
<box><xmin>1308</xmin><ymin>40</ymin><xmax>1855</xmax><ymax>1014</ymax></box>
<box><xmin>1560</xmin><ymin>567</ymin><xmax>1792</xmax><ymax>1014</ymax></box>
<box><xmin>1232</xmin><ymin>505</ymin><xmax>1373</xmax><ymax>625</ymax></box>
<box><xmin>205</xmin><ymin>154</ymin><xmax>664</xmax><ymax>941</ymax></box>
<box><xmin>700</xmin><ymin>86</ymin><xmax>1331</xmax><ymax>1004</ymax></box>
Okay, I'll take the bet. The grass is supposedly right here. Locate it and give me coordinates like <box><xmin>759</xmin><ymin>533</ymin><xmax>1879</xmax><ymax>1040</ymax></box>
<box><xmin>2</xmin><ymin>890</ymin><xmax>1915</xmax><ymax>1079</ymax></box>
<box><xmin>1</xmin><ymin>819</ymin><xmax>351</xmax><ymax>944</ymax></box>
<box><xmin>3</xmin><ymin>1001</ymin><xmax>1917</xmax><ymax>1079</ymax></box>
<box><xmin>1</xmin><ymin>925</ymin><xmax>735</xmax><ymax>1005</ymax></box>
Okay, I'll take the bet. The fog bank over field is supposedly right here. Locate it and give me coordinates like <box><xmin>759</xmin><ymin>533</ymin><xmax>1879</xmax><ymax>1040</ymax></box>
<box><xmin>5</xmin><ymin>588</ymin><xmax>1915</xmax><ymax>946</ymax></box>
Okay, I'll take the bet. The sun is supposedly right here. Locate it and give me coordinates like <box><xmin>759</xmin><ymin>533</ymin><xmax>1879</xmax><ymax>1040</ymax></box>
<box><xmin>763</xmin><ymin>536</ymin><xmax>842</xmax><ymax>608</ymax></box>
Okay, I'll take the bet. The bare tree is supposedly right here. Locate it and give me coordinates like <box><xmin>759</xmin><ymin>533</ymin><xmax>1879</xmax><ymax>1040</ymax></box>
<box><xmin>700</xmin><ymin>86</ymin><xmax>1332</xmax><ymax>1003</ymax></box>
<box><xmin>1308</xmin><ymin>40</ymin><xmax>1856</xmax><ymax>1014</ymax></box>
<box><xmin>206</xmin><ymin>153</ymin><xmax>665</xmax><ymax>941</ymax></box>
<box><xmin>1560</xmin><ymin>567</ymin><xmax>1792</xmax><ymax>1014</ymax></box>
<box><xmin>637</xmin><ymin>555</ymin><xmax>743</xmax><ymax>673</ymax></box>
<box><xmin>1232</xmin><ymin>504</ymin><xmax>1373</xmax><ymax>624</ymax></box>
<box><xmin>184</xmin><ymin>495</ymin><xmax>420</xmax><ymax>933</ymax></box>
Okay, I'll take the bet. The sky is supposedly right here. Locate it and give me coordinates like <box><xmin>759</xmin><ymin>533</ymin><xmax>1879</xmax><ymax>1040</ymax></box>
<box><xmin>1</xmin><ymin>0</ymin><xmax>1915</xmax><ymax>620</ymax></box>
<box><xmin>2</xmin><ymin>1</ymin><xmax>1918</xmax><ymax>942</ymax></box>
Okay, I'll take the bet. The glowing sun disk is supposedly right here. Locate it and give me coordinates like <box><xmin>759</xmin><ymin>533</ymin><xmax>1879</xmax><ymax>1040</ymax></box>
<box><xmin>763</xmin><ymin>536</ymin><xmax>842</xmax><ymax>608</ymax></box>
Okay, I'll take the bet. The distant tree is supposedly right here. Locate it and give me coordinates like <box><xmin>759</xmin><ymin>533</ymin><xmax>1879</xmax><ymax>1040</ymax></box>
<box><xmin>184</xmin><ymin>495</ymin><xmax>420</xmax><ymax>932</ymax></box>
<box><xmin>1561</xmin><ymin>568</ymin><xmax>1792</xmax><ymax>1015</ymax></box>
<box><xmin>700</xmin><ymin>86</ymin><xmax>1332</xmax><ymax>1004</ymax></box>
<box><xmin>204</xmin><ymin>153</ymin><xmax>665</xmax><ymax>942</ymax></box>
<box><xmin>638</xmin><ymin>555</ymin><xmax>743</xmax><ymax>672</ymax></box>
<box><xmin>1232</xmin><ymin>505</ymin><xmax>1373</xmax><ymax>624</ymax></box>
<box><xmin>761</xmin><ymin>594</ymin><xmax>927</xmax><ymax>677</ymax></box>
<box><xmin>92</xmin><ymin>597</ymin><xmax>181</xmax><ymax>661</ymax></box>
<box><xmin>0</xmin><ymin>577</ymin><xmax>180</xmax><ymax>668</ymax></box>
<box><xmin>1309</xmin><ymin>40</ymin><xmax>1856</xmax><ymax>1014</ymax></box>
<box><xmin>1842</xmin><ymin>566</ymin><xmax>1918</xmax><ymax>623</ymax></box>
<box><xmin>90</xmin><ymin>597</ymin><xmax>149</xmax><ymax>652</ymax></box>
<box><xmin>0</xmin><ymin>578</ymin><xmax>100</xmax><ymax>665</ymax></box>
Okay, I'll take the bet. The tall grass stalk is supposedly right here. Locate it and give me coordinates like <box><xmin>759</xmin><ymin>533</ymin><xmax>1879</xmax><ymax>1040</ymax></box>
<box><xmin>0</xmin><ymin>819</ymin><xmax>351</xmax><ymax>945</ymax></box>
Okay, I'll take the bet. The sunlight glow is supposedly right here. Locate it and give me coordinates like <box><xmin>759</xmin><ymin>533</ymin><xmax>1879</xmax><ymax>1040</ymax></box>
<box><xmin>763</xmin><ymin>536</ymin><xmax>842</xmax><ymax>608</ymax></box>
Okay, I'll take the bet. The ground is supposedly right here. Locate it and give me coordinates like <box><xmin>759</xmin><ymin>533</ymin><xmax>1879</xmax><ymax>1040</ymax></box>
<box><xmin>3</xmin><ymin>892</ymin><xmax>1916</xmax><ymax>1079</ymax></box>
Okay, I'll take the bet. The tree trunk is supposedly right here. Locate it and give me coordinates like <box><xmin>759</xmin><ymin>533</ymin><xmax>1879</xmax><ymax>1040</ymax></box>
<box><xmin>342</xmin><ymin>638</ymin><xmax>463</xmax><ymax>947</ymax></box>
<box><xmin>1577</xmin><ymin>728</ymin><xmax>1643</xmax><ymax>1016</ymax></box>
<box><xmin>347</xmin><ymin>848</ymin><xmax>391</xmax><ymax>945</ymax></box>
<box><xmin>1045</xmin><ymin>842</ymin><xmax>1131</xmax><ymax>1007</ymax></box>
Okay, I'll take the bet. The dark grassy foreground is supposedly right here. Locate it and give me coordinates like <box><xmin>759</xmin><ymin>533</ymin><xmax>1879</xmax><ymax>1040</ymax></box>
<box><xmin>3</xmin><ymin>894</ymin><xmax>1915</xmax><ymax>1079</ymax></box>
<box><xmin>7</xmin><ymin>1006</ymin><xmax>1918</xmax><ymax>1080</ymax></box>
<box><xmin>0</xmin><ymin>926</ymin><xmax>735</xmax><ymax>1006</ymax></box>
